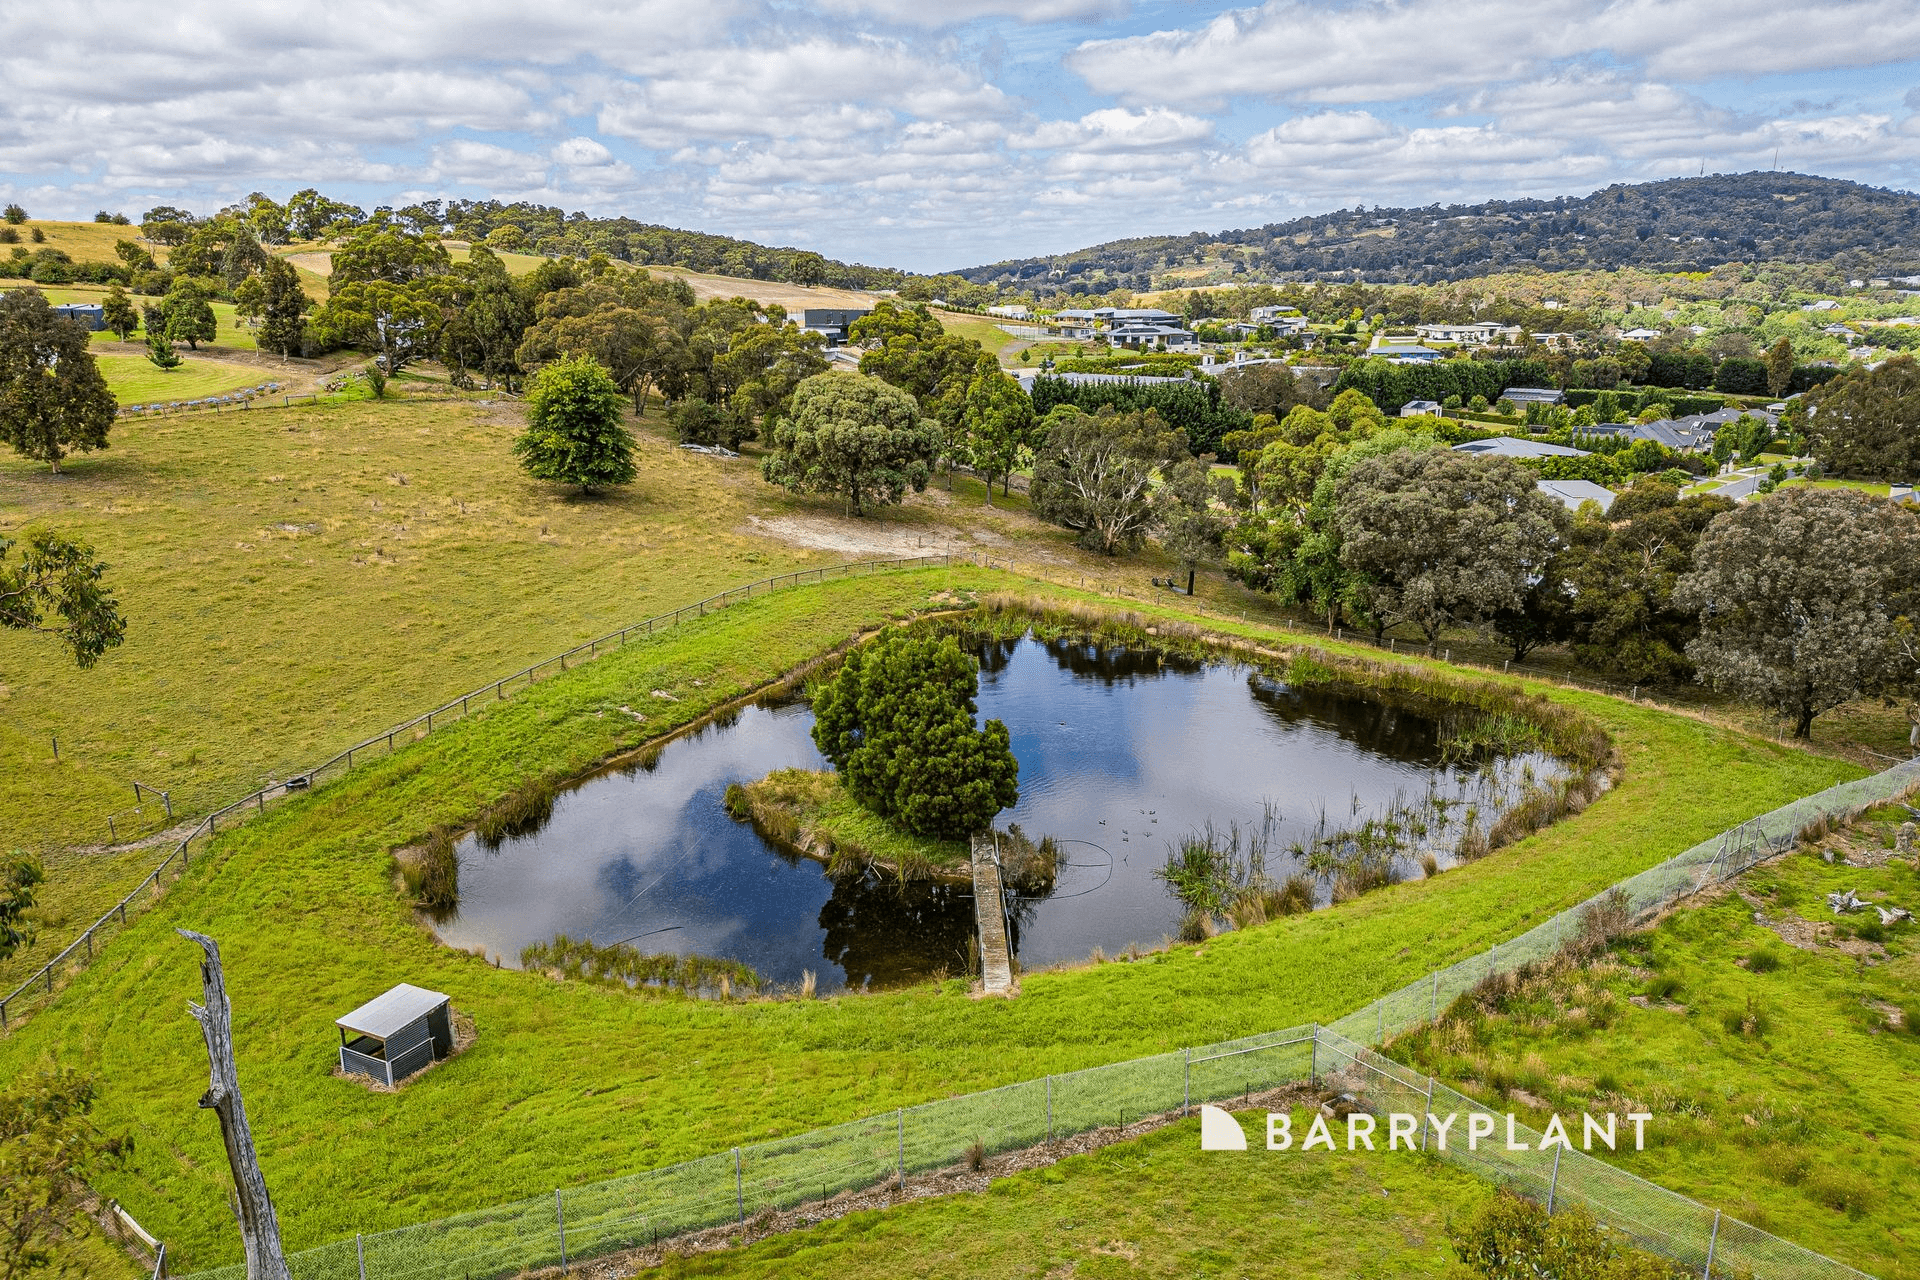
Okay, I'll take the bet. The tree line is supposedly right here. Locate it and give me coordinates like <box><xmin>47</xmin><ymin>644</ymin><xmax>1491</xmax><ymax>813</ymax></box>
<box><xmin>957</xmin><ymin>172</ymin><xmax>1920</xmax><ymax>294</ymax></box>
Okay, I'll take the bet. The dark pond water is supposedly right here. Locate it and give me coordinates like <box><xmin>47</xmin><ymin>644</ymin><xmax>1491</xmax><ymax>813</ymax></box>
<box><xmin>435</xmin><ymin>633</ymin><xmax>1562</xmax><ymax>993</ymax></box>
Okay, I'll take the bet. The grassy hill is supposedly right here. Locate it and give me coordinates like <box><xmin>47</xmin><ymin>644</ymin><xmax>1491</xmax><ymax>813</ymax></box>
<box><xmin>956</xmin><ymin>172</ymin><xmax>1920</xmax><ymax>293</ymax></box>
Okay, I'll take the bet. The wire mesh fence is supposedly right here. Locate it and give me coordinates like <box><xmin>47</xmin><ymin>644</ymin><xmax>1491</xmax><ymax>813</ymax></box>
<box><xmin>1313</xmin><ymin>1028</ymin><xmax>1878</xmax><ymax>1280</ymax></box>
<box><xmin>175</xmin><ymin>755</ymin><xmax>1918</xmax><ymax>1280</ymax></box>
<box><xmin>0</xmin><ymin>555</ymin><xmax>956</xmax><ymax>1031</ymax></box>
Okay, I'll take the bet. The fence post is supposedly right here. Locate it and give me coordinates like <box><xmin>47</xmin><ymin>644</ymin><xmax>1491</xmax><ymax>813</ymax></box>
<box><xmin>1183</xmin><ymin>1047</ymin><xmax>1191</xmax><ymax>1115</ymax></box>
<box><xmin>896</xmin><ymin>1109</ymin><xmax>905</xmax><ymax>1191</ymax></box>
<box><xmin>1431</xmin><ymin>970</ymin><xmax>1439</xmax><ymax>1022</ymax></box>
<box><xmin>1376</xmin><ymin>1001</ymin><xmax>1383</xmax><ymax>1043</ymax></box>
<box><xmin>1046</xmin><ymin>1075</ymin><xmax>1053</xmax><ymax>1142</ymax></box>
<box><xmin>150</xmin><ymin>1243</ymin><xmax>165</xmax><ymax>1280</ymax></box>
<box><xmin>735</xmin><ymin>1147</ymin><xmax>744</xmax><ymax>1223</ymax></box>
<box><xmin>356</xmin><ymin>1232</ymin><xmax>366</xmax><ymax>1280</ymax></box>
<box><xmin>1421</xmin><ymin>1076</ymin><xmax>1435</xmax><ymax>1152</ymax></box>
<box><xmin>556</xmin><ymin>1188</ymin><xmax>567</xmax><ymax>1271</ymax></box>
<box><xmin>1308</xmin><ymin>1023</ymin><xmax>1318</xmax><ymax>1087</ymax></box>
<box><xmin>162</xmin><ymin>792</ymin><xmax>172</xmax><ymax>820</ymax></box>
<box><xmin>1547</xmin><ymin>1145</ymin><xmax>1562</xmax><ymax>1215</ymax></box>
<box><xmin>1702</xmin><ymin>1209</ymin><xmax>1721</xmax><ymax>1278</ymax></box>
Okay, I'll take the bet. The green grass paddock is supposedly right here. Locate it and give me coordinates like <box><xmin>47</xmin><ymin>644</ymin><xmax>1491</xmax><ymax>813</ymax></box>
<box><xmin>0</xmin><ymin>569</ymin><xmax>1859</xmax><ymax>1271</ymax></box>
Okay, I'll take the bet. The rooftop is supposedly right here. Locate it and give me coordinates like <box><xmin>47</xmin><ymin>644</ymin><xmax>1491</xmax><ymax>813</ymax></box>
<box><xmin>337</xmin><ymin>983</ymin><xmax>449</xmax><ymax>1040</ymax></box>
<box><xmin>1452</xmin><ymin>437</ymin><xmax>1590</xmax><ymax>459</ymax></box>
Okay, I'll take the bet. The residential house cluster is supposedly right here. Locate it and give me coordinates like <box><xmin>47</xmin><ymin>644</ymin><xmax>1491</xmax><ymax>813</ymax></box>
<box><xmin>1047</xmin><ymin>307</ymin><xmax>1198</xmax><ymax>350</ymax></box>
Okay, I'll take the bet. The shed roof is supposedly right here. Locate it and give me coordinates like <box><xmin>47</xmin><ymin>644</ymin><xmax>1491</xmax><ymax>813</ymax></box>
<box><xmin>1452</xmin><ymin>437</ymin><xmax>1590</xmax><ymax>458</ymax></box>
<box><xmin>337</xmin><ymin>983</ymin><xmax>448</xmax><ymax>1039</ymax></box>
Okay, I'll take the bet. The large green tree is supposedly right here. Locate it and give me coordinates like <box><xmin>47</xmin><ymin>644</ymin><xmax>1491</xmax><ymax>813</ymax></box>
<box><xmin>852</xmin><ymin>302</ymin><xmax>986</xmax><ymax>481</ymax></box>
<box><xmin>1030</xmin><ymin>407</ymin><xmax>1187</xmax><ymax>554</ymax></box>
<box><xmin>761</xmin><ymin>374</ymin><xmax>938</xmax><ymax>516</ymax></box>
<box><xmin>256</xmin><ymin>257</ymin><xmax>310</xmax><ymax>360</ymax></box>
<box><xmin>1673</xmin><ymin>486</ymin><xmax>1919</xmax><ymax>737</ymax></box>
<box><xmin>1335</xmin><ymin>448</ymin><xmax>1568</xmax><ymax>652</ymax></box>
<box><xmin>1155</xmin><ymin>457</ymin><xmax>1232</xmax><ymax>592</ymax></box>
<box><xmin>1562</xmin><ymin>480</ymin><xmax>1732</xmax><ymax>682</ymax></box>
<box><xmin>810</xmin><ymin>628</ymin><xmax>1018</xmax><ymax>839</ymax></box>
<box><xmin>962</xmin><ymin>361</ymin><xmax>1035</xmax><ymax>501</ymax></box>
<box><xmin>100</xmin><ymin>286</ymin><xmax>138</xmax><ymax>341</ymax></box>
<box><xmin>309</xmin><ymin>224</ymin><xmax>453</xmax><ymax>373</ymax></box>
<box><xmin>161</xmin><ymin>279</ymin><xmax>217</xmax><ymax>351</ymax></box>
<box><xmin>511</xmin><ymin>355</ymin><xmax>636</xmax><ymax>494</ymax></box>
<box><xmin>0</xmin><ymin>291</ymin><xmax>116</xmax><ymax>474</ymax></box>
<box><xmin>0</xmin><ymin>527</ymin><xmax>127</xmax><ymax>667</ymax></box>
<box><xmin>514</xmin><ymin>270</ymin><xmax>694</xmax><ymax>408</ymax></box>
<box><xmin>1804</xmin><ymin>354</ymin><xmax>1920</xmax><ymax>480</ymax></box>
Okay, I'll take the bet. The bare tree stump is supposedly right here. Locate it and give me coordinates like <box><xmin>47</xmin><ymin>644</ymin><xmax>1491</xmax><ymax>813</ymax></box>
<box><xmin>178</xmin><ymin>930</ymin><xmax>293</xmax><ymax>1280</ymax></box>
<box><xmin>1899</xmin><ymin>822</ymin><xmax>1916</xmax><ymax>858</ymax></box>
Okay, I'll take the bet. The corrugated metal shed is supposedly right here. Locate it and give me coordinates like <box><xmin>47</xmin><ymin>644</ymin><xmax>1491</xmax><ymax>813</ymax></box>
<box><xmin>336</xmin><ymin>983</ymin><xmax>447</xmax><ymax>1040</ymax></box>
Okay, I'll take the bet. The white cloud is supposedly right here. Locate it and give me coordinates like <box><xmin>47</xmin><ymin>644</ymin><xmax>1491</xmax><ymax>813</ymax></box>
<box><xmin>1013</xmin><ymin>107</ymin><xmax>1215</xmax><ymax>152</ymax></box>
<box><xmin>1</xmin><ymin>0</ymin><xmax>1918</xmax><ymax>270</ymax></box>
<box><xmin>1068</xmin><ymin>0</ymin><xmax>1920</xmax><ymax>107</ymax></box>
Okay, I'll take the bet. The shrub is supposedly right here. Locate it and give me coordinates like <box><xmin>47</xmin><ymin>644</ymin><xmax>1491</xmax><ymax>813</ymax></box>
<box><xmin>1450</xmin><ymin>1189</ymin><xmax>1684</xmax><ymax>1278</ymax></box>
<box><xmin>1644</xmin><ymin>974</ymin><xmax>1683</xmax><ymax>1003</ymax></box>
<box><xmin>1721</xmin><ymin>996</ymin><xmax>1770</xmax><ymax>1039</ymax></box>
<box><xmin>1853</xmin><ymin>917</ymin><xmax>1887</xmax><ymax>944</ymax></box>
<box><xmin>0</xmin><ymin>228</ymin><xmax>16</xmax><ymax>245</ymax></box>
<box><xmin>1745</xmin><ymin>943</ymin><xmax>1784</xmax><ymax>973</ymax></box>
<box><xmin>1565</xmin><ymin>888</ymin><xmax>1633</xmax><ymax>960</ymax></box>
<box><xmin>964</xmin><ymin>1140</ymin><xmax>987</xmax><ymax>1172</ymax></box>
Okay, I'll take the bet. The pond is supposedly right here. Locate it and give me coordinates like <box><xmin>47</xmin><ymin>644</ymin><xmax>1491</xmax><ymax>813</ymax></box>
<box><xmin>434</xmin><ymin>632</ymin><xmax>1567</xmax><ymax>993</ymax></box>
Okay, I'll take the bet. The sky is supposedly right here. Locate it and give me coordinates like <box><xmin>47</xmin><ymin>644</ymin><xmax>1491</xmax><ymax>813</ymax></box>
<box><xmin>5</xmin><ymin>0</ymin><xmax>1920</xmax><ymax>273</ymax></box>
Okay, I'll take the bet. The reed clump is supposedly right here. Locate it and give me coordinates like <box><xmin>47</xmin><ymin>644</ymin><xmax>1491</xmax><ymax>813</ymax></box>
<box><xmin>398</xmin><ymin>826</ymin><xmax>459</xmax><ymax>916</ymax></box>
<box><xmin>476</xmin><ymin>776</ymin><xmax>561</xmax><ymax>848</ymax></box>
<box><xmin>520</xmin><ymin>933</ymin><xmax>761</xmax><ymax>998</ymax></box>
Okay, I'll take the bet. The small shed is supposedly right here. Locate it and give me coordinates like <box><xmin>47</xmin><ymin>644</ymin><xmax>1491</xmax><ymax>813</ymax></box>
<box><xmin>336</xmin><ymin>983</ymin><xmax>452</xmax><ymax>1087</ymax></box>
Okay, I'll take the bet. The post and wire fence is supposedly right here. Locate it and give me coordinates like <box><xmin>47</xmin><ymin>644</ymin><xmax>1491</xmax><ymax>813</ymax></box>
<box><xmin>177</xmin><ymin>758</ymin><xmax>1919</xmax><ymax>1280</ymax></box>
<box><xmin>0</xmin><ymin>555</ymin><xmax>955</xmax><ymax>1030</ymax></box>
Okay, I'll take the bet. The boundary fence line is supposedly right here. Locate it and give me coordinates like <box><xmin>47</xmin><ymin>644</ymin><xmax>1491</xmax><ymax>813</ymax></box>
<box><xmin>0</xmin><ymin>555</ymin><xmax>953</xmax><ymax>1029</ymax></box>
<box><xmin>176</xmin><ymin>757</ymin><xmax>1920</xmax><ymax>1280</ymax></box>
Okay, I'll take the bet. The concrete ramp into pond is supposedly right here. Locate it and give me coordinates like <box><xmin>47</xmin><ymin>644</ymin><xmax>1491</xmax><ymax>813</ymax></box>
<box><xmin>970</xmin><ymin>834</ymin><xmax>1017</xmax><ymax>997</ymax></box>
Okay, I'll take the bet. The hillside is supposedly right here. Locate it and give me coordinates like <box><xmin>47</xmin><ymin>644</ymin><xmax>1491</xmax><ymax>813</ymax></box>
<box><xmin>957</xmin><ymin>172</ymin><xmax>1920</xmax><ymax>294</ymax></box>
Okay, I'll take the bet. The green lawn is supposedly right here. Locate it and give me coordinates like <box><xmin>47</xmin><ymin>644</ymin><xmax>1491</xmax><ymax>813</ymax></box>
<box><xmin>0</xmin><ymin>396</ymin><xmax>1091</xmax><ymax>981</ymax></box>
<box><xmin>637</xmin><ymin>1111</ymin><xmax>1487</xmax><ymax>1279</ymax></box>
<box><xmin>1385</xmin><ymin>814</ymin><xmax>1920</xmax><ymax>1279</ymax></box>
<box><xmin>1778</xmin><ymin>477</ymin><xmax>1894</xmax><ymax>497</ymax></box>
<box><xmin>0</xmin><ymin>566</ymin><xmax>1859</xmax><ymax>1271</ymax></box>
<box><xmin>25</xmin><ymin>282</ymin><xmax>260</xmax><ymax>353</ymax></box>
<box><xmin>93</xmin><ymin>353</ymin><xmax>272</xmax><ymax>404</ymax></box>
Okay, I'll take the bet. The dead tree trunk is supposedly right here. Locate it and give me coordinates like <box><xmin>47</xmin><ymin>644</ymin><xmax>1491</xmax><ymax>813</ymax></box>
<box><xmin>178</xmin><ymin>930</ymin><xmax>293</xmax><ymax>1280</ymax></box>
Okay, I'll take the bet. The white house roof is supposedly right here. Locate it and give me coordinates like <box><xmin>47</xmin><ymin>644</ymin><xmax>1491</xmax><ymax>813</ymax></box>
<box><xmin>1620</xmin><ymin>328</ymin><xmax>1660</xmax><ymax>340</ymax></box>
<box><xmin>1453</xmin><ymin>437</ymin><xmax>1591</xmax><ymax>459</ymax></box>
<box><xmin>337</xmin><ymin>983</ymin><xmax>449</xmax><ymax>1040</ymax></box>
<box><xmin>1536</xmin><ymin>479</ymin><xmax>1617</xmax><ymax>512</ymax></box>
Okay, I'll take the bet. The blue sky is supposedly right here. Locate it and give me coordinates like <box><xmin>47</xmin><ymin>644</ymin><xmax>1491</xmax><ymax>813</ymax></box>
<box><xmin>5</xmin><ymin>0</ymin><xmax>1920</xmax><ymax>272</ymax></box>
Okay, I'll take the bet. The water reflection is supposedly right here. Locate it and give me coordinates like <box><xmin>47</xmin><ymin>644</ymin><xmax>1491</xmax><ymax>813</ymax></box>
<box><xmin>436</xmin><ymin>633</ymin><xmax>1563</xmax><ymax>992</ymax></box>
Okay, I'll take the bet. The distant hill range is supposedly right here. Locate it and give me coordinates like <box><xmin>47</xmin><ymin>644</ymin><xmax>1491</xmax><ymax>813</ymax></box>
<box><xmin>956</xmin><ymin>172</ymin><xmax>1920</xmax><ymax>294</ymax></box>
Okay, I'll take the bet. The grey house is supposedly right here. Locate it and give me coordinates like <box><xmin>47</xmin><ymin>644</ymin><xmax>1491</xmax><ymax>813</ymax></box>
<box><xmin>337</xmin><ymin>983</ymin><xmax>453</xmax><ymax>1086</ymax></box>
<box><xmin>795</xmin><ymin>308</ymin><xmax>871</xmax><ymax>346</ymax></box>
